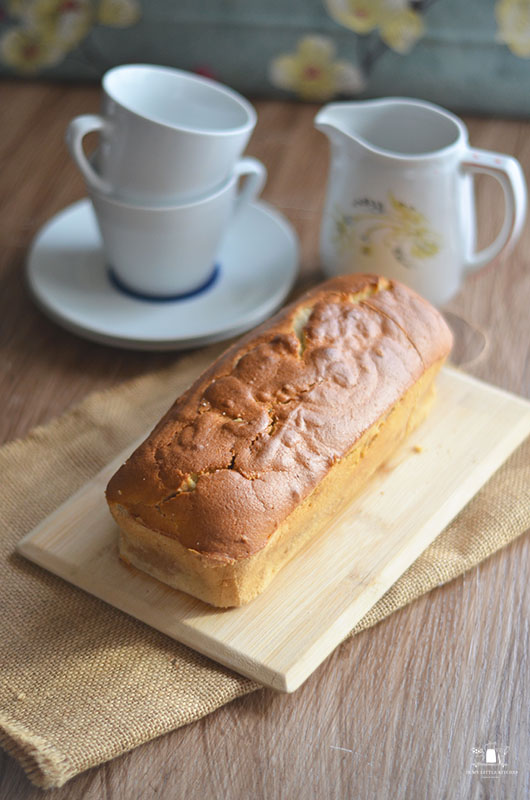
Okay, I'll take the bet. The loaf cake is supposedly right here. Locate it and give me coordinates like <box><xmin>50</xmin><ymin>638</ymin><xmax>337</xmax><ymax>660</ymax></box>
<box><xmin>106</xmin><ymin>274</ymin><xmax>452</xmax><ymax>607</ymax></box>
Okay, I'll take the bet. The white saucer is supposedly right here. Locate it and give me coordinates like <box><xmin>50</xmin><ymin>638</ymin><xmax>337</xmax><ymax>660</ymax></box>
<box><xmin>27</xmin><ymin>198</ymin><xmax>299</xmax><ymax>350</ymax></box>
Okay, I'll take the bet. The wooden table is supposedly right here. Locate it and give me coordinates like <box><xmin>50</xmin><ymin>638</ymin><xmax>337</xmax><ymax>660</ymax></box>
<box><xmin>1</xmin><ymin>83</ymin><xmax>529</xmax><ymax>800</ymax></box>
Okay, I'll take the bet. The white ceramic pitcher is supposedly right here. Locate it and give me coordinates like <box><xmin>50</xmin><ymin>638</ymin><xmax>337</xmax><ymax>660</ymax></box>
<box><xmin>315</xmin><ymin>98</ymin><xmax>527</xmax><ymax>306</ymax></box>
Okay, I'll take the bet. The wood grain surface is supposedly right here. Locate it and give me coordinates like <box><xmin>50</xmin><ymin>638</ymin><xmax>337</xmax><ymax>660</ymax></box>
<box><xmin>1</xmin><ymin>81</ymin><xmax>529</xmax><ymax>799</ymax></box>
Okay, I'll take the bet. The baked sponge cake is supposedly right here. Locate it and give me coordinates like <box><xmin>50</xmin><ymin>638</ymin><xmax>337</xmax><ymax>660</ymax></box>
<box><xmin>106</xmin><ymin>274</ymin><xmax>452</xmax><ymax>606</ymax></box>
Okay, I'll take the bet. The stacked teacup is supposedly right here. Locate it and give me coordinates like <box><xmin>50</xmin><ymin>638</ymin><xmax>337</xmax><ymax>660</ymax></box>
<box><xmin>66</xmin><ymin>64</ymin><xmax>265</xmax><ymax>299</ymax></box>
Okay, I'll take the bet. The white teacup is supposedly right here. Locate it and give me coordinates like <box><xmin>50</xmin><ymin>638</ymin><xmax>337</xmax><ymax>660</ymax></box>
<box><xmin>67</xmin><ymin>64</ymin><xmax>257</xmax><ymax>204</ymax></box>
<box><xmin>89</xmin><ymin>157</ymin><xmax>266</xmax><ymax>298</ymax></box>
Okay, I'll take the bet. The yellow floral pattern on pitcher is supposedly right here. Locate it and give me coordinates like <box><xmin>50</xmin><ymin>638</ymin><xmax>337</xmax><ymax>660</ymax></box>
<box><xmin>0</xmin><ymin>0</ymin><xmax>140</xmax><ymax>73</ymax></box>
<box><xmin>334</xmin><ymin>192</ymin><xmax>441</xmax><ymax>268</ymax></box>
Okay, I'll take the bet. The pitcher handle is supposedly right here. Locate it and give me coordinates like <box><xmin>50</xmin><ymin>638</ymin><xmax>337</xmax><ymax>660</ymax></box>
<box><xmin>66</xmin><ymin>114</ymin><xmax>112</xmax><ymax>195</ymax></box>
<box><xmin>461</xmin><ymin>148</ymin><xmax>527</xmax><ymax>274</ymax></box>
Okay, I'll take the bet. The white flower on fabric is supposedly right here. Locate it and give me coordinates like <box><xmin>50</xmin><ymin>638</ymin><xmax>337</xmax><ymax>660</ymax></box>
<box><xmin>0</xmin><ymin>24</ymin><xmax>66</xmax><ymax>71</ymax></box>
<box><xmin>98</xmin><ymin>0</ymin><xmax>141</xmax><ymax>28</ymax></box>
<box><xmin>325</xmin><ymin>0</ymin><xmax>425</xmax><ymax>54</ymax></box>
<box><xmin>270</xmin><ymin>35</ymin><xmax>365</xmax><ymax>101</ymax></box>
<box><xmin>1</xmin><ymin>0</ymin><xmax>141</xmax><ymax>73</ymax></box>
<box><xmin>496</xmin><ymin>0</ymin><xmax>530</xmax><ymax>57</ymax></box>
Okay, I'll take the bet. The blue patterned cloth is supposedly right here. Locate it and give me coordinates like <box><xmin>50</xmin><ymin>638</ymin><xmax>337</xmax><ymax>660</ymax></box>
<box><xmin>0</xmin><ymin>0</ymin><xmax>529</xmax><ymax>116</ymax></box>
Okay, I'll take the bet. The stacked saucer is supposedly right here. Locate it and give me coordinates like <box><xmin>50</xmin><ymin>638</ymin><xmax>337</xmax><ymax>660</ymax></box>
<box><xmin>28</xmin><ymin>64</ymin><xmax>298</xmax><ymax>350</ymax></box>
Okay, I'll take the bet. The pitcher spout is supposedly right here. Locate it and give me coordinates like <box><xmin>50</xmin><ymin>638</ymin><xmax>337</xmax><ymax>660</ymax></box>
<box><xmin>316</xmin><ymin>97</ymin><xmax>469</xmax><ymax>158</ymax></box>
<box><xmin>314</xmin><ymin>103</ymin><xmax>351</xmax><ymax>144</ymax></box>
<box><xmin>314</xmin><ymin>101</ymin><xmax>382</xmax><ymax>147</ymax></box>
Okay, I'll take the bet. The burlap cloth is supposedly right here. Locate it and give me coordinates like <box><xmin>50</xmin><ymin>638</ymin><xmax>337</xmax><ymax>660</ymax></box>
<box><xmin>1</xmin><ymin>344</ymin><xmax>529</xmax><ymax>790</ymax></box>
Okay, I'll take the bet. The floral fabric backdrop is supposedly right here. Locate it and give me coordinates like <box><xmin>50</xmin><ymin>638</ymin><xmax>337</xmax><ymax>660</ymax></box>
<box><xmin>0</xmin><ymin>0</ymin><xmax>529</xmax><ymax>115</ymax></box>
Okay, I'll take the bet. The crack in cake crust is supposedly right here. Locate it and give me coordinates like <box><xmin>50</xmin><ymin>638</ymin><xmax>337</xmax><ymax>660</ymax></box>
<box><xmin>106</xmin><ymin>274</ymin><xmax>453</xmax><ymax>566</ymax></box>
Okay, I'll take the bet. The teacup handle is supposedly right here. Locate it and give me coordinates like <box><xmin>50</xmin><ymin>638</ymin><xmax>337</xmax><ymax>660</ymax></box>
<box><xmin>233</xmin><ymin>157</ymin><xmax>267</xmax><ymax>211</ymax></box>
<box><xmin>66</xmin><ymin>114</ymin><xmax>112</xmax><ymax>195</ymax></box>
<box><xmin>461</xmin><ymin>148</ymin><xmax>527</xmax><ymax>274</ymax></box>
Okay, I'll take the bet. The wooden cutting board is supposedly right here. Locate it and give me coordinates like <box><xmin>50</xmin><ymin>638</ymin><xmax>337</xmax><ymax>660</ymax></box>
<box><xmin>17</xmin><ymin>367</ymin><xmax>530</xmax><ymax>692</ymax></box>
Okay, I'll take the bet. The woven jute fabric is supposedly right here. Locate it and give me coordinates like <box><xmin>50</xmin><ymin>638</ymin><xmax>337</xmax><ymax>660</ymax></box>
<box><xmin>1</xmin><ymin>345</ymin><xmax>529</xmax><ymax>789</ymax></box>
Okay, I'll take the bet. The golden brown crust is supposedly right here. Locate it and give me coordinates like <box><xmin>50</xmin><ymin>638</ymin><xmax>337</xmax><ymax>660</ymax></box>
<box><xmin>106</xmin><ymin>274</ymin><xmax>452</xmax><ymax>563</ymax></box>
<box><xmin>111</xmin><ymin>360</ymin><xmax>440</xmax><ymax>607</ymax></box>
